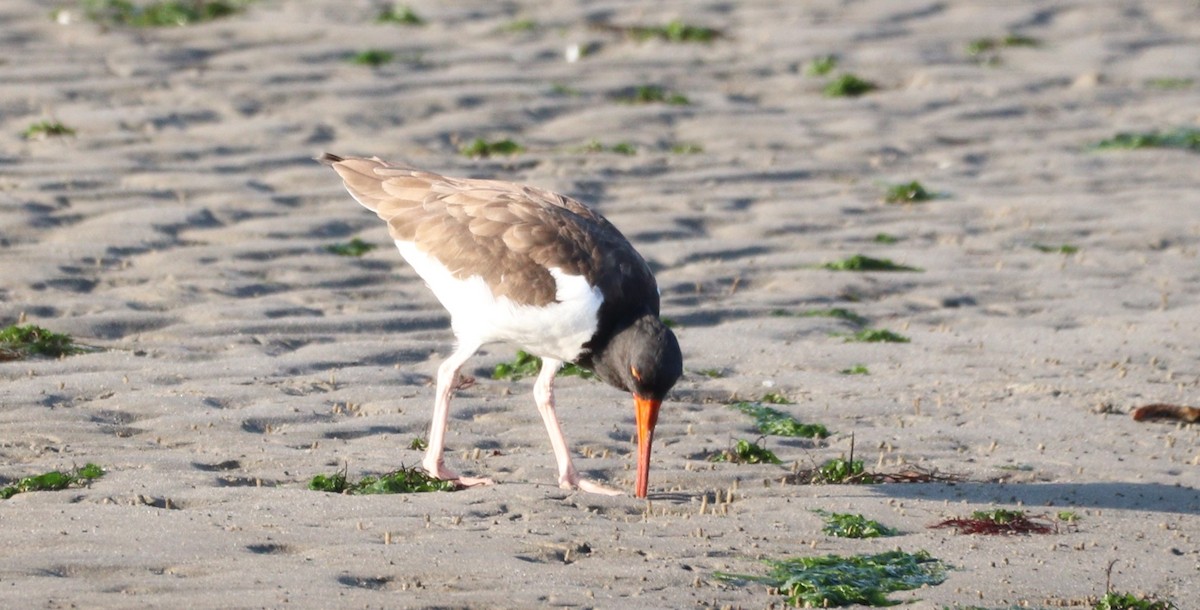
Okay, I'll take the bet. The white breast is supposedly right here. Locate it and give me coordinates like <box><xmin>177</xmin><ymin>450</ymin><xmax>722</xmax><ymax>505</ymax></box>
<box><xmin>395</xmin><ymin>240</ymin><xmax>603</xmax><ymax>361</ymax></box>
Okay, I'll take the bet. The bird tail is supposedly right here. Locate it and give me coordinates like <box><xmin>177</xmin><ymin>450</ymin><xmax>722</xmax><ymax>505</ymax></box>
<box><xmin>317</xmin><ymin>154</ymin><xmax>434</xmax><ymax>237</ymax></box>
<box><xmin>317</xmin><ymin>153</ymin><xmax>395</xmax><ymax>214</ymax></box>
<box><xmin>316</xmin><ymin>152</ymin><xmax>344</xmax><ymax>166</ymax></box>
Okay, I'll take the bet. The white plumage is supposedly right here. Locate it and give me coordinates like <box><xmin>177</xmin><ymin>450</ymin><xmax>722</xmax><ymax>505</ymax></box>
<box><xmin>395</xmin><ymin>240</ymin><xmax>604</xmax><ymax>362</ymax></box>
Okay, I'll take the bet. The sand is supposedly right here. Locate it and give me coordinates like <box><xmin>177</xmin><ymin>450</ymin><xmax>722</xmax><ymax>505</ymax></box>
<box><xmin>1</xmin><ymin>0</ymin><xmax>1198</xmax><ymax>607</ymax></box>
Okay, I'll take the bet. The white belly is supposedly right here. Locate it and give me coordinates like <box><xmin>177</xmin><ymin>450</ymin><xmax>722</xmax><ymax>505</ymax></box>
<box><xmin>395</xmin><ymin>240</ymin><xmax>603</xmax><ymax>361</ymax></box>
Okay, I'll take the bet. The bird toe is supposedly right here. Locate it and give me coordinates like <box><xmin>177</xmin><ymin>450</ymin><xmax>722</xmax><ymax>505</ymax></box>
<box><xmin>574</xmin><ymin>479</ymin><xmax>623</xmax><ymax>496</ymax></box>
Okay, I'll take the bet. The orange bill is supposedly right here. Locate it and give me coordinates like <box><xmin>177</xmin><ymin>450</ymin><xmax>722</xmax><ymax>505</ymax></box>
<box><xmin>634</xmin><ymin>394</ymin><xmax>661</xmax><ymax>498</ymax></box>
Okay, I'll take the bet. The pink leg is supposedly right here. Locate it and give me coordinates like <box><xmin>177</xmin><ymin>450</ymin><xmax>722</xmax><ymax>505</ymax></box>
<box><xmin>534</xmin><ymin>358</ymin><xmax>621</xmax><ymax>496</ymax></box>
<box><xmin>422</xmin><ymin>340</ymin><xmax>492</xmax><ymax>487</ymax></box>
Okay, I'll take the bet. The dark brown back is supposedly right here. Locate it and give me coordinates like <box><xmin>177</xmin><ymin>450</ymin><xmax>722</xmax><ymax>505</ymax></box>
<box><xmin>323</xmin><ymin>155</ymin><xmax>660</xmax><ymax>313</ymax></box>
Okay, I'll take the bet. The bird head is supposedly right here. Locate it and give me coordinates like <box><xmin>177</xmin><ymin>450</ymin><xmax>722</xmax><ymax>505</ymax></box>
<box><xmin>605</xmin><ymin>315</ymin><xmax>682</xmax><ymax>498</ymax></box>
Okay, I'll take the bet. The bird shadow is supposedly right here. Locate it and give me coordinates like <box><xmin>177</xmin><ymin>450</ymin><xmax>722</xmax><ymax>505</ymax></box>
<box><xmin>647</xmin><ymin>490</ymin><xmax>701</xmax><ymax>503</ymax></box>
<box><xmin>867</xmin><ymin>481</ymin><xmax>1200</xmax><ymax>515</ymax></box>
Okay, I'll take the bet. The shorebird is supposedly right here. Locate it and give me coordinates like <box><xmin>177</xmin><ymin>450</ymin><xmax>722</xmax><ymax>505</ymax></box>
<box><xmin>319</xmin><ymin>154</ymin><xmax>682</xmax><ymax>497</ymax></box>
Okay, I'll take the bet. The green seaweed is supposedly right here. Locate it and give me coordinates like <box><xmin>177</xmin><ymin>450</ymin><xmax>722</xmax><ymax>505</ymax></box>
<box><xmin>326</xmin><ymin>237</ymin><xmax>376</xmax><ymax>257</ymax></box>
<box><xmin>1033</xmin><ymin>243</ymin><xmax>1079</xmax><ymax>254</ymax></box>
<box><xmin>822</xmin><ymin>255</ymin><xmax>920</xmax><ymax>272</ymax></box>
<box><xmin>616</xmin><ymin>85</ymin><xmax>690</xmax><ymax>105</ymax></box>
<box><xmin>627</xmin><ymin>20</ymin><xmax>719</xmax><ymax>43</ymax></box>
<box><xmin>492</xmin><ymin>350</ymin><xmax>594</xmax><ymax>381</ymax></box>
<box><xmin>1</xmin><ymin>464</ymin><xmax>104</xmax><ymax>500</ymax></box>
<box><xmin>81</xmin><ymin>0</ymin><xmax>245</xmax><ymax>27</ymax></box>
<box><xmin>1056</xmin><ymin>510</ymin><xmax>1080</xmax><ymax>523</ymax></box>
<box><xmin>23</xmin><ymin>120</ymin><xmax>76</xmax><ymax>140</ymax></box>
<box><xmin>558</xmin><ymin>362</ymin><xmax>594</xmax><ymax>379</ymax></box>
<box><xmin>309</xmin><ymin>466</ymin><xmax>457</xmax><ymax>494</ymax></box>
<box><xmin>883</xmin><ymin>181</ymin><xmax>933</xmax><ymax>204</ymax></box>
<box><xmin>996</xmin><ymin>463</ymin><xmax>1034</xmax><ymax>472</ymax></box>
<box><xmin>759</xmin><ymin>392</ymin><xmax>791</xmax><ymax>405</ymax></box>
<box><xmin>491</xmin><ymin>350</ymin><xmax>540</xmax><ymax>380</ymax></box>
<box><xmin>843</xmin><ymin>328</ymin><xmax>910</xmax><ymax>343</ymax></box>
<box><xmin>823</xmin><ymin>74</ymin><xmax>876</xmax><ymax>97</ymax></box>
<box><xmin>670</xmin><ymin>142</ymin><xmax>704</xmax><ymax>154</ymax></box>
<box><xmin>840</xmin><ymin>364</ymin><xmax>870</xmax><ymax>375</ymax></box>
<box><xmin>1145</xmin><ymin>77</ymin><xmax>1193</xmax><ymax>90</ymax></box>
<box><xmin>1093</xmin><ymin>128</ymin><xmax>1200</xmax><ymax>152</ymax></box>
<box><xmin>460</xmin><ymin>138</ymin><xmax>524</xmax><ymax>158</ymax></box>
<box><xmin>307</xmin><ymin>471</ymin><xmax>349</xmax><ymax>493</ymax></box>
<box><xmin>816</xmin><ymin>458</ymin><xmax>878</xmax><ymax>484</ymax></box>
<box><xmin>730</xmin><ymin>401</ymin><xmax>831</xmax><ymax>439</ymax></box>
<box><xmin>971</xmin><ymin>508</ymin><xmax>1028</xmax><ymax>524</ymax></box>
<box><xmin>789</xmin><ymin>457</ymin><xmax>885</xmax><ymax>485</ymax></box>
<box><xmin>715</xmin><ymin>549</ymin><xmax>946</xmax><ymax>607</ymax></box>
<box><xmin>349</xmin><ymin>49</ymin><xmax>394</xmax><ymax>67</ymax></box>
<box><xmin>549</xmin><ymin>83</ymin><xmax>579</xmax><ymax>96</ymax></box>
<box><xmin>805</xmin><ymin>55</ymin><xmax>838</xmax><ymax>77</ymax></box>
<box><xmin>375</xmin><ymin>5</ymin><xmax>422</xmax><ymax>25</ymax></box>
<box><xmin>708</xmin><ymin>439</ymin><xmax>782</xmax><ymax>465</ymax></box>
<box><xmin>0</xmin><ymin>324</ymin><xmax>85</xmax><ymax>360</ymax></box>
<box><xmin>1094</xmin><ymin>592</ymin><xmax>1177</xmax><ymax>610</ymax></box>
<box><xmin>873</xmin><ymin>233</ymin><xmax>900</xmax><ymax>244</ymax></box>
<box><xmin>815</xmin><ymin>510</ymin><xmax>898</xmax><ymax>538</ymax></box>
<box><xmin>575</xmin><ymin>140</ymin><xmax>606</xmax><ymax>152</ymax></box>
<box><xmin>503</xmin><ymin>18</ymin><xmax>538</xmax><ymax>33</ymax></box>
<box><xmin>967</xmin><ymin>33</ymin><xmax>1039</xmax><ymax>56</ymax></box>
<box><xmin>792</xmin><ymin>307</ymin><xmax>868</xmax><ymax>326</ymax></box>
<box><xmin>574</xmin><ymin>140</ymin><xmax>636</xmax><ymax>155</ymax></box>
<box><xmin>354</xmin><ymin>470</ymin><xmax>457</xmax><ymax>494</ymax></box>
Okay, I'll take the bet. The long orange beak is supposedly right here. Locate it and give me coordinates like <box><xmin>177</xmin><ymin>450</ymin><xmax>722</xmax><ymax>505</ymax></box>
<box><xmin>634</xmin><ymin>395</ymin><xmax>660</xmax><ymax>498</ymax></box>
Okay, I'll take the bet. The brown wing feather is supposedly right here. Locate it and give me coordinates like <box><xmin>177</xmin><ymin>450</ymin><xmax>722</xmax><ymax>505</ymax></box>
<box><xmin>321</xmin><ymin>155</ymin><xmax>659</xmax><ymax>311</ymax></box>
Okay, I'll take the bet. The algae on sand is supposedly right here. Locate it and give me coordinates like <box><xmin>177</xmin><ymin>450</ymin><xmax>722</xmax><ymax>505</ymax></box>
<box><xmin>1</xmin><ymin>464</ymin><xmax>105</xmax><ymax>500</ymax></box>
<box><xmin>23</xmin><ymin>120</ymin><xmax>76</xmax><ymax>140</ymax></box>
<box><xmin>81</xmin><ymin>0</ymin><xmax>247</xmax><ymax>27</ymax></box>
<box><xmin>460</xmin><ymin>138</ymin><xmax>524</xmax><ymax>158</ymax></box>
<box><xmin>821</xmin><ymin>254</ymin><xmax>920</xmax><ymax>272</ymax></box>
<box><xmin>815</xmin><ymin>509</ymin><xmax>899</xmax><ymax>538</ymax></box>
<box><xmin>843</xmin><ymin>328</ymin><xmax>911</xmax><ymax>343</ymax></box>
<box><xmin>708</xmin><ymin>438</ymin><xmax>783</xmax><ymax>465</ymax></box>
<box><xmin>326</xmin><ymin>237</ymin><xmax>376</xmax><ymax>257</ymax></box>
<box><xmin>729</xmin><ymin>401</ymin><xmax>830</xmax><ymax>439</ymax></box>
<box><xmin>1093</xmin><ymin>128</ymin><xmax>1200</xmax><ymax>152</ymax></box>
<box><xmin>823</xmin><ymin>73</ymin><xmax>876</xmax><ymax>97</ymax></box>
<box><xmin>0</xmin><ymin>324</ymin><xmax>86</xmax><ymax>360</ymax></box>
<box><xmin>715</xmin><ymin>549</ymin><xmax>946</xmax><ymax>607</ymax></box>
<box><xmin>883</xmin><ymin>180</ymin><xmax>934</xmax><ymax>204</ymax></box>
<box><xmin>309</xmin><ymin>466</ymin><xmax>458</xmax><ymax>494</ymax></box>
<box><xmin>492</xmin><ymin>350</ymin><xmax>594</xmax><ymax>381</ymax></box>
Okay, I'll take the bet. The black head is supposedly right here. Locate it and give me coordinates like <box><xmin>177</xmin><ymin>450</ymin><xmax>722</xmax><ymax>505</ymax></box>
<box><xmin>591</xmin><ymin>314</ymin><xmax>682</xmax><ymax>401</ymax></box>
<box><xmin>590</xmin><ymin>314</ymin><xmax>680</xmax><ymax>498</ymax></box>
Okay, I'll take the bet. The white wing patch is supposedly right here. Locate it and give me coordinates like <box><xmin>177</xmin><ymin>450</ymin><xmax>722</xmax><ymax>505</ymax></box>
<box><xmin>395</xmin><ymin>240</ymin><xmax>603</xmax><ymax>361</ymax></box>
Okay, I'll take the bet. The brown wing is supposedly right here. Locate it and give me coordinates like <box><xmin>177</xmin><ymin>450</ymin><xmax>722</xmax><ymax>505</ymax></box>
<box><xmin>320</xmin><ymin>154</ymin><xmax>659</xmax><ymax>310</ymax></box>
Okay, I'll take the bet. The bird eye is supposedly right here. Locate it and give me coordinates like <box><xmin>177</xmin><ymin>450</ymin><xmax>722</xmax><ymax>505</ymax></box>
<box><xmin>630</xmin><ymin>366</ymin><xmax>642</xmax><ymax>382</ymax></box>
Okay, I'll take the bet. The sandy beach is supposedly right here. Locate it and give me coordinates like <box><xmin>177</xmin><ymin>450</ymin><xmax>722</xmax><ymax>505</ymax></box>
<box><xmin>2</xmin><ymin>0</ymin><xmax>1198</xmax><ymax>607</ymax></box>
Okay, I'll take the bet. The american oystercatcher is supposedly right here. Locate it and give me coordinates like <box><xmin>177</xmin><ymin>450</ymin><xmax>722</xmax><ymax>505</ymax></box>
<box><xmin>319</xmin><ymin>154</ymin><xmax>682</xmax><ymax>498</ymax></box>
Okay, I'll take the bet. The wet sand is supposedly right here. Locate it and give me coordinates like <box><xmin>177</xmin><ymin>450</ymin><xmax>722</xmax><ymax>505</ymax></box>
<box><xmin>1</xmin><ymin>1</ymin><xmax>1198</xmax><ymax>607</ymax></box>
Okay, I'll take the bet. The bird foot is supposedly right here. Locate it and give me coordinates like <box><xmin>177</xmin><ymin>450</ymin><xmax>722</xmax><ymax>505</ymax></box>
<box><xmin>424</xmin><ymin>463</ymin><xmax>493</xmax><ymax>488</ymax></box>
<box><xmin>564</xmin><ymin>477</ymin><xmax>623</xmax><ymax>496</ymax></box>
<box><xmin>452</xmin><ymin>475</ymin><xmax>494</xmax><ymax>488</ymax></box>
